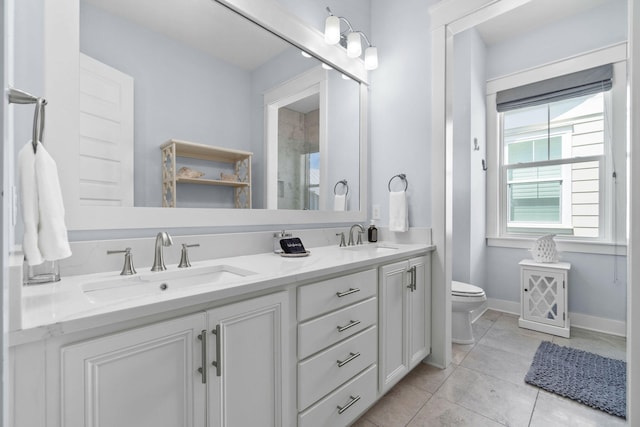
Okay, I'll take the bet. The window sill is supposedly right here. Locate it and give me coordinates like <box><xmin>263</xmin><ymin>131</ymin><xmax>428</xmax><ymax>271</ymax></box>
<box><xmin>486</xmin><ymin>236</ymin><xmax>627</xmax><ymax>256</ymax></box>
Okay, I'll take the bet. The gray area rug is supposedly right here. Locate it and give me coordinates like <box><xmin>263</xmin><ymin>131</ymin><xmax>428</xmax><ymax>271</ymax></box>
<box><xmin>525</xmin><ymin>341</ymin><xmax>626</xmax><ymax>418</ymax></box>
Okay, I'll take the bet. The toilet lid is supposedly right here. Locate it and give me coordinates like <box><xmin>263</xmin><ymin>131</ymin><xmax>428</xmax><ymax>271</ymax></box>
<box><xmin>452</xmin><ymin>281</ymin><xmax>485</xmax><ymax>296</ymax></box>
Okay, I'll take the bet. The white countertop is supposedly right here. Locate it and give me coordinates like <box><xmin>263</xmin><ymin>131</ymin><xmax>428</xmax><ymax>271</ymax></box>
<box><xmin>12</xmin><ymin>242</ymin><xmax>433</xmax><ymax>345</ymax></box>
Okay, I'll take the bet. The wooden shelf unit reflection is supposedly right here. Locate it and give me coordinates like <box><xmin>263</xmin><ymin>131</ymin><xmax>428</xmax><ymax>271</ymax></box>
<box><xmin>161</xmin><ymin>139</ymin><xmax>252</xmax><ymax>208</ymax></box>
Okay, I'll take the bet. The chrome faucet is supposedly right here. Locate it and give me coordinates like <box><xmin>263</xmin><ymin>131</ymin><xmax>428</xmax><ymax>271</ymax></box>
<box><xmin>151</xmin><ymin>231</ymin><xmax>173</xmax><ymax>271</ymax></box>
<box><xmin>107</xmin><ymin>247</ymin><xmax>136</xmax><ymax>275</ymax></box>
<box><xmin>348</xmin><ymin>224</ymin><xmax>365</xmax><ymax>246</ymax></box>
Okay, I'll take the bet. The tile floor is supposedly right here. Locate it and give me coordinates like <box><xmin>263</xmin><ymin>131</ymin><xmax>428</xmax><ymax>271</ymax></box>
<box><xmin>352</xmin><ymin>310</ymin><xmax>627</xmax><ymax>427</ymax></box>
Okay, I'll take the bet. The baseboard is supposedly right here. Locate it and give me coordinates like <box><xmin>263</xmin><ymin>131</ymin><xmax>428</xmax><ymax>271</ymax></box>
<box><xmin>569</xmin><ymin>312</ymin><xmax>627</xmax><ymax>337</ymax></box>
<box><xmin>487</xmin><ymin>298</ymin><xmax>627</xmax><ymax>337</ymax></box>
<box><xmin>470</xmin><ymin>301</ymin><xmax>489</xmax><ymax>323</ymax></box>
<box><xmin>487</xmin><ymin>298</ymin><xmax>520</xmax><ymax>316</ymax></box>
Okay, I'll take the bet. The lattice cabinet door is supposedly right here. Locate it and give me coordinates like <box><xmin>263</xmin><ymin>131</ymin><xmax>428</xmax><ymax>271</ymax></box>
<box><xmin>518</xmin><ymin>260</ymin><xmax>571</xmax><ymax>338</ymax></box>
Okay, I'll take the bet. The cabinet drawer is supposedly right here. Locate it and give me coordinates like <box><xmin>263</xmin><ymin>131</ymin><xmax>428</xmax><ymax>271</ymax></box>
<box><xmin>298</xmin><ymin>297</ymin><xmax>377</xmax><ymax>360</ymax></box>
<box><xmin>298</xmin><ymin>326</ymin><xmax>377</xmax><ymax>410</ymax></box>
<box><xmin>298</xmin><ymin>364</ymin><xmax>377</xmax><ymax>427</ymax></box>
<box><xmin>298</xmin><ymin>269</ymin><xmax>377</xmax><ymax>321</ymax></box>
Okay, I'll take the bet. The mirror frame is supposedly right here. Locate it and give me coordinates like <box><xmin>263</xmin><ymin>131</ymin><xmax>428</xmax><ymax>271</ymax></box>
<box><xmin>44</xmin><ymin>0</ymin><xmax>369</xmax><ymax>230</ymax></box>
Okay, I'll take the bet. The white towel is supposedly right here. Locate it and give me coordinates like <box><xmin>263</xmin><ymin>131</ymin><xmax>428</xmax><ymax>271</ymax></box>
<box><xmin>19</xmin><ymin>141</ymin><xmax>72</xmax><ymax>265</ymax></box>
<box><xmin>333</xmin><ymin>194</ymin><xmax>347</xmax><ymax>211</ymax></box>
<box><xmin>18</xmin><ymin>142</ymin><xmax>41</xmax><ymax>265</ymax></box>
<box><xmin>389</xmin><ymin>191</ymin><xmax>409</xmax><ymax>232</ymax></box>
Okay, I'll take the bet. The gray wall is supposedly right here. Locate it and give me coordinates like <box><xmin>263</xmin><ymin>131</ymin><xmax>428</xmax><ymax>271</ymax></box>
<box><xmin>486</xmin><ymin>0</ymin><xmax>628</xmax><ymax>80</ymax></box>
<box><xmin>452</xmin><ymin>28</ymin><xmax>487</xmax><ymax>288</ymax></box>
<box><xmin>370</xmin><ymin>0</ymin><xmax>436</xmax><ymax>228</ymax></box>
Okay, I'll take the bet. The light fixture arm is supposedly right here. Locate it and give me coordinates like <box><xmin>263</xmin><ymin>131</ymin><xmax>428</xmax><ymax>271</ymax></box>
<box><xmin>355</xmin><ymin>31</ymin><xmax>373</xmax><ymax>48</ymax></box>
<box><xmin>326</xmin><ymin>7</ymin><xmax>355</xmax><ymax>36</ymax></box>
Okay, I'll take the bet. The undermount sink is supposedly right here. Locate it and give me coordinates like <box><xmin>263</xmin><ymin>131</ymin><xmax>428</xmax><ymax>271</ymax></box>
<box><xmin>343</xmin><ymin>243</ymin><xmax>399</xmax><ymax>253</ymax></box>
<box><xmin>83</xmin><ymin>265</ymin><xmax>257</xmax><ymax>303</ymax></box>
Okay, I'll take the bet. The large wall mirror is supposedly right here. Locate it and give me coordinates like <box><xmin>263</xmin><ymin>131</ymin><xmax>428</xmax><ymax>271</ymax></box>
<box><xmin>44</xmin><ymin>0</ymin><xmax>368</xmax><ymax>230</ymax></box>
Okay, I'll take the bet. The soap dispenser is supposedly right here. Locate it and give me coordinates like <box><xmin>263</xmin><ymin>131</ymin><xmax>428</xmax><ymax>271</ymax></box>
<box><xmin>367</xmin><ymin>220</ymin><xmax>378</xmax><ymax>243</ymax></box>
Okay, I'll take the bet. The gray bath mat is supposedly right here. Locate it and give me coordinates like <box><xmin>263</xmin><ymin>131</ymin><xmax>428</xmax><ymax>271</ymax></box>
<box><xmin>525</xmin><ymin>341</ymin><xmax>626</xmax><ymax>418</ymax></box>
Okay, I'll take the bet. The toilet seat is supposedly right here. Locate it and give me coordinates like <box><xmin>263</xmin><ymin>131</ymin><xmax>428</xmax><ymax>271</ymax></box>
<box><xmin>452</xmin><ymin>280</ymin><xmax>485</xmax><ymax>297</ymax></box>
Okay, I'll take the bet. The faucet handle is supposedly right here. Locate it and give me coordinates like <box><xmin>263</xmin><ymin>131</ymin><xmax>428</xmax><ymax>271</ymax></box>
<box><xmin>336</xmin><ymin>232</ymin><xmax>346</xmax><ymax>247</ymax></box>
<box><xmin>178</xmin><ymin>243</ymin><xmax>200</xmax><ymax>268</ymax></box>
<box><xmin>107</xmin><ymin>248</ymin><xmax>137</xmax><ymax>275</ymax></box>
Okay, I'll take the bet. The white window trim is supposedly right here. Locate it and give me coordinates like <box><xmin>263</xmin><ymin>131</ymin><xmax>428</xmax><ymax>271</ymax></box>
<box><xmin>486</xmin><ymin>43</ymin><xmax>627</xmax><ymax>255</ymax></box>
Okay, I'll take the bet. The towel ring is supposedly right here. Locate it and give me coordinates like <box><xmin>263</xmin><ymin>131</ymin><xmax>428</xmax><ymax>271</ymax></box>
<box><xmin>334</xmin><ymin>179</ymin><xmax>349</xmax><ymax>196</ymax></box>
<box><xmin>388</xmin><ymin>174</ymin><xmax>408</xmax><ymax>192</ymax></box>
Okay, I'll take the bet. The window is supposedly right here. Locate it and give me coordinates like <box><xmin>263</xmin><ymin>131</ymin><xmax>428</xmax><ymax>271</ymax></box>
<box><xmin>503</xmin><ymin>92</ymin><xmax>605</xmax><ymax>237</ymax></box>
<box><xmin>486</xmin><ymin>48</ymin><xmax>627</xmax><ymax>251</ymax></box>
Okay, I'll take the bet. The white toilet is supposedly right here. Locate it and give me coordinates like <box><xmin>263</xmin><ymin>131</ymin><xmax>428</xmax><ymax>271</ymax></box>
<box><xmin>452</xmin><ymin>281</ymin><xmax>487</xmax><ymax>344</ymax></box>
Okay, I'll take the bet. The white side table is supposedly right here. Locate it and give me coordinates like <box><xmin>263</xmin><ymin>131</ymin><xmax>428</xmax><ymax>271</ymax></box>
<box><xmin>518</xmin><ymin>259</ymin><xmax>571</xmax><ymax>337</ymax></box>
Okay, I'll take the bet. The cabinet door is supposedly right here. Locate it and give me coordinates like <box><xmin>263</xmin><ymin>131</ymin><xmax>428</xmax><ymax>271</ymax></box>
<box><xmin>207</xmin><ymin>291</ymin><xmax>289</xmax><ymax>427</ymax></box>
<box><xmin>379</xmin><ymin>260</ymin><xmax>410</xmax><ymax>392</ymax></box>
<box><xmin>61</xmin><ymin>313</ymin><xmax>207</xmax><ymax>427</ymax></box>
<box><xmin>408</xmin><ymin>255</ymin><xmax>431</xmax><ymax>368</ymax></box>
<box><xmin>522</xmin><ymin>268</ymin><xmax>566</xmax><ymax>327</ymax></box>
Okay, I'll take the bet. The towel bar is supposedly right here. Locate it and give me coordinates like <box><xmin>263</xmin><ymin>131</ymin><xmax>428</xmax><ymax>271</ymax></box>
<box><xmin>388</xmin><ymin>173</ymin><xmax>408</xmax><ymax>192</ymax></box>
<box><xmin>7</xmin><ymin>87</ymin><xmax>47</xmax><ymax>153</ymax></box>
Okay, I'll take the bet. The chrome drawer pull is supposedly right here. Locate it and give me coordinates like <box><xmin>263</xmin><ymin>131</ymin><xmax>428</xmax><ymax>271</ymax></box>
<box><xmin>337</xmin><ymin>320</ymin><xmax>361</xmax><ymax>333</ymax></box>
<box><xmin>197</xmin><ymin>330</ymin><xmax>207</xmax><ymax>384</ymax></box>
<box><xmin>337</xmin><ymin>352</ymin><xmax>361</xmax><ymax>367</ymax></box>
<box><xmin>336</xmin><ymin>287</ymin><xmax>360</xmax><ymax>298</ymax></box>
<box><xmin>337</xmin><ymin>395</ymin><xmax>361</xmax><ymax>414</ymax></box>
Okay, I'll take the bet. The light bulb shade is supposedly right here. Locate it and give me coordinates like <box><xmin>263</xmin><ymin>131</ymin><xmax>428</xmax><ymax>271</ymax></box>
<box><xmin>364</xmin><ymin>46</ymin><xmax>378</xmax><ymax>70</ymax></box>
<box><xmin>346</xmin><ymin>32</ymin><xmax>362</xmax><ymax>58</ymax></box>
<box><xmin>324</xmin><ymin>16</ymin><xmax>341</xmax><ymax>45</ymax></box>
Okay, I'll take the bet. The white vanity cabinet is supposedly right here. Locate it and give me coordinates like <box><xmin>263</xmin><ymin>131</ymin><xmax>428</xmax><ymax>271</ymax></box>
<box><xmin>61</xmin><ymin>313</ymin><xmax>207</xmax><ymax>427</ymax></box>
<box><xmin>11</xmin><ymin>245</ymin><xmax>435</xmax><ymax>427</ymax></box>
<box><xmin>58</xmin><ymin>291</ymin><xmax>288</xmax><ymax>427</ymax></box>
<box><xmin>207</xmin><ymin>291</ymin><xmax>289</xmax><ymax>427</ymax></box>
<box><xmin>297</xmin><ymin>269</ymin><xmax>378</xmax><ymax>427</ymax></box>
<box><xmin>379</xmin><ymin>255</ymin><xmax>431</xmax><ymax>393</ymax></box>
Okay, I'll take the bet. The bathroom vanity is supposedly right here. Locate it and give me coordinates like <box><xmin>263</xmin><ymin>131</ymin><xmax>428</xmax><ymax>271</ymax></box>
<box><xmin>9</xmin><ymin>241</ymin><xmax>434</xmax><ymax>427</ymax></box>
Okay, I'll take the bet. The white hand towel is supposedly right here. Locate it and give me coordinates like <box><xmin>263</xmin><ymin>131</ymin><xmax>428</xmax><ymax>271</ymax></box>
<box><xmin>18</xmin><ymin>142</ymin><xmax>43</xmax><ymax>265</ymax></box>
<box><xmin>18</xmin><ymin>141</ymin><xmax>72</xmax><ymax>265</ymax></box>
<box><xmin>389</xmin><ymin>191</ymin><xmax>409</xmax><ymax>232</ymax></box>
<box><xmin>334</xmin><ymin>194</ymin><xmax>347</xmax><ymax>211</ymax></box>
<box><xmin>35</xmin><ymin>142</ymin><xmax>72</xmax><ymax>262</ymax></box>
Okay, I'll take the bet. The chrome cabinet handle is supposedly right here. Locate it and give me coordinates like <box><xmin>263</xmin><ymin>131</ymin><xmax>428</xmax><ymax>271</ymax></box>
<box><xmin>211</xmin><ymin>324</ymin><xmax>221</xmax><ymax>377</ymax></box>
<box><xmin>337</xmin><ymin>320</ymin><xmax>361</xmax><ymax>333</ymax></box>
<box><xmin>337</xmin><ymin>395</ymin><xmax>361</xmax><ymax>414</ymax></box>
<box><xmin>197</xmin><ymin>330</ymin><xmax>207</xmax><ymax>384</ymax></box>
<box><xmin>406</xmin><ymin>266</ymin><xmax>417</xmax><ymax>291</ymax></box>
<box><xmin>336</xmin><ymin>287</ymin><xmax>360</xmax><ymax>298</ymax></box>
<box><xmin>337</xmin><ymin>352</ymin><xmax>361</xmax><ymax>367</ymax></box>
<box><xmin>412</xmin><ymin>266</ymin><xmax>417</xmax><ymax>291</ymax></box>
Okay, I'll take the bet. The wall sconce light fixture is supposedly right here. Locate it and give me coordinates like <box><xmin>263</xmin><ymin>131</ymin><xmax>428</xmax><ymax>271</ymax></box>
<box><xmin>324</xmin><ymin>7</ymin><xmax>378</xmax><ymax>70</ymax></box>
